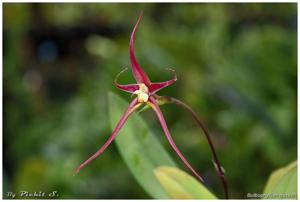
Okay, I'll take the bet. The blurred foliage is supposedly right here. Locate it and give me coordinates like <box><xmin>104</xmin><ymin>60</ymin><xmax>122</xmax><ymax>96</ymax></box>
<box><xmin>3</xmin><ymin>3</ymin><xmax>297</xmax><ymax>199</ymax></box>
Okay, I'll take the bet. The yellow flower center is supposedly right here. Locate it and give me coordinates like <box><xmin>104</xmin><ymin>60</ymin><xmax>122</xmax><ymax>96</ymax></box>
<box><xmin>133</xmin><ymin>83</ymin><xmax>149</xmax><ymax>103</ymax></box>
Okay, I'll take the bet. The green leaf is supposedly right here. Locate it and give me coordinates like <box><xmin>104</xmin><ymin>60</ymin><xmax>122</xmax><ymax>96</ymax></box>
<box><xmin>108</xmin><ymin>92</ymin><xmax>176</xmax><ymax>199</ymax></box>
<box><xmin>154</xmin><ymin>166</ymin><xmax>217</xmax><ymax>199</ymax></box>
<box><xmin>263</xmin><ymin>160</ymin><xmax>297</xmax><ymax>199</ymax></box>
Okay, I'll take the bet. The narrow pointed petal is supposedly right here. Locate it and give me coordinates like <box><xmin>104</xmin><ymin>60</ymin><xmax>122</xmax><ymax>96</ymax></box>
<box><xmin>114</xmin><ymin>68</ymin><xmax>140</xmax><ymax>93</ymax></box>
<box><xmin>149</xmin><ymin>68</ymin><xmax>177</xmax><ymax>94</ymax></box>
<box><xmin>147</xmin><ymin>96</ymin><xmax>204</xmax><ymax>183</ymax></box>
<box><xmin>129</xmin><ymin>12</ymin><xmax>151</xmax><ymax>85</ymax></box>
<box><xmin>75</xmin><ymin>98</ymin><xmax>141</xmax><ymax>174</ymax></box>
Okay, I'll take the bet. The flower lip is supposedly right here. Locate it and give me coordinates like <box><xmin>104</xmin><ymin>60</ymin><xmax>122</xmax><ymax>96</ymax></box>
<box><xmin>133</xmin><ymin>83</ymin><xmax>149</xmax><ymax>103</ymax></box>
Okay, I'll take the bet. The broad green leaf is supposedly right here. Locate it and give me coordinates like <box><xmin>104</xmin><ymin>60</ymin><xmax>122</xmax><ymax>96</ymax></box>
<box><xmin>263</xmin><ymin>160</ymin><xmax>297</xmax><ymax>199</ymax></box>
<box><xmin>154</xmin><ymin>166</ymin><xmax>217</xmax><ymax>199</ymax></box>
<box><xmin>108</xmin><ymin>92</ymin><xmax>176</xmax><ymax>199</ymax></box>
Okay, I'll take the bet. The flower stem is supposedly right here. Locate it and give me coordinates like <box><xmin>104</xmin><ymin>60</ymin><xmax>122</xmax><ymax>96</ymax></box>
<box><xmin>155</xmin><ymin>95</ymin><xmax>229</xmax><ymax>199</ymax></box>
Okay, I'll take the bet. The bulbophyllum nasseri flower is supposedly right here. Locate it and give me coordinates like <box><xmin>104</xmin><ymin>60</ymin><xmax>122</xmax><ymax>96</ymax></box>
<box><xmin>75</xmin><ymin>12</ymin><xmax>228</xmax><ymax>199</ymax></box>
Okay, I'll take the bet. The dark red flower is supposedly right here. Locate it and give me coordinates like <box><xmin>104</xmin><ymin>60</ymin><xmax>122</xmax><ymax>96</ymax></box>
<box><xmin>76</xmin><ymin>12</ymin><xmax>228</xmax><ymax>198</ymax></box>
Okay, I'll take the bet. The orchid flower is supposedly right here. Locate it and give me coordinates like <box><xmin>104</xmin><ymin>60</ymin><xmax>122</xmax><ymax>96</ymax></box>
<box><xmin>76</xmin><ymin>12</ymin><xmax>228</xmax><ymax>199</ymax></box>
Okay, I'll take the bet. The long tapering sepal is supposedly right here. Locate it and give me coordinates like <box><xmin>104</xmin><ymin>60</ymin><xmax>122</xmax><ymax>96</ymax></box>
<box><xmin>154</xmin><ymin>95</ymin><xmax>229</xmax><ymax>199</ymax></box>
<box><xmin>75</xmin><ymin>98</ymin><xmax>141</xmax><ymax>174</ymax></box>
<box><xmin>129</xmin><ymin>11</ymin><xmax>151</xmax><ymax>85</ymax></box>
<box><xmin>147</xmin><ymin>96</ymin><xmax>204</xmax><ymax>183</ymax></box>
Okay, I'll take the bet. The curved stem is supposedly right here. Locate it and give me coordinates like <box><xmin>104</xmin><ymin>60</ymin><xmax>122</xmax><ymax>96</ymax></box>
<box><xmin>155</xmin><ymin>95</ymin><xmax>229</xmax><ymax>199</ymax></box>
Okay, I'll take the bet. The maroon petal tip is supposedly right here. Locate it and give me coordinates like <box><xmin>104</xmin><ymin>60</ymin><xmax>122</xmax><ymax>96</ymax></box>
<box><xmin>114</xmin><ymin>68</ymin><xmax>140</xmax><ymax>93</ymax></box>
<box><xmin>149</xmin><ymin>68</ymin><xmax>177</xmax><ymax>94</ymax></box>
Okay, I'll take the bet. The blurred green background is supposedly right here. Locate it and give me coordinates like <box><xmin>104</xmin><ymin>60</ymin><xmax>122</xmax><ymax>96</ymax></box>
<box><xmin>3</xmin><ymin>3</ymin><xmax>297</xmax><ymax>199</ymax></box>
